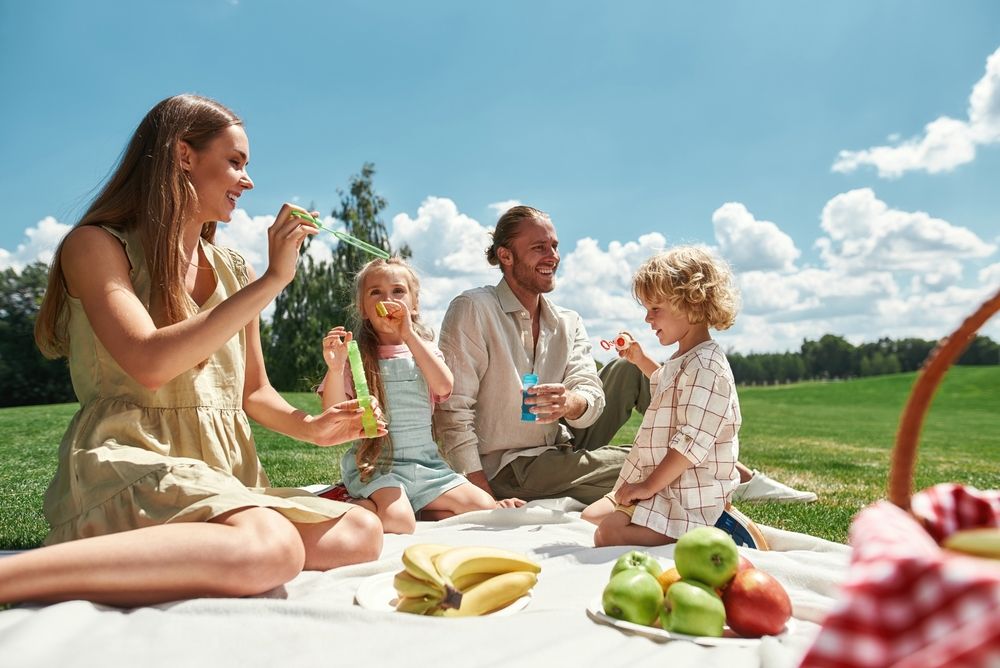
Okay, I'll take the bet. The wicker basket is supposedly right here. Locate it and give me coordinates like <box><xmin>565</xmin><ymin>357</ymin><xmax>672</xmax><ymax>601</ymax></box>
<box><xmin>800</xmin><ymin>288</ymin><xmax>1000</xmax><ymax>668</ymax></box>
<box><xmin>889</xmin><ymin>286</ymin><xmax>1000</xmax><ymax>514</ymax></box>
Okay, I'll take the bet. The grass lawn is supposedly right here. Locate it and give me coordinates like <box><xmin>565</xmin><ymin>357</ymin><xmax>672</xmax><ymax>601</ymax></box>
<box><xmin>1</xmin><ymin>367</ymin><xmax>997</xmax><ymax>548</ymax></box>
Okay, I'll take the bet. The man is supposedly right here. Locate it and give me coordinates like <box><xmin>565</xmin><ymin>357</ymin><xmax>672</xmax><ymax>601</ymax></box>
<box><xmin>434</xmin><ymin>206</ymin><xmax>628</xmax><ymax>504</ymax></box>
<box><xmin>435</xmin><ymin>204</ymin><xmax>816</xmax><ymax>508</ymax></box>
<box><xmin>573</xmin><ymin>358</ymin><xmax>818</xmax><ymax>503</ymax></box>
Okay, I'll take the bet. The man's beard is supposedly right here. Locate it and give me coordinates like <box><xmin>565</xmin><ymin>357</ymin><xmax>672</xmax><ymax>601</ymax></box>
<box><xmin>509</xmin><ymin>250</ymin><xmax>556</xmax><ymax>296</ymax></box>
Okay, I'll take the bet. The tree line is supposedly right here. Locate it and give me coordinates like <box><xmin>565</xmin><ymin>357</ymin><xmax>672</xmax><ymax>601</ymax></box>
<box><xmin>728</xmin><ymin>333</ymin><xmax>999</xmax><ymax>386</ymax></box>
<box><xmin>1</xmin><ymin>163</ymin><xmax>997</xmax><ymax>407</ymax></box>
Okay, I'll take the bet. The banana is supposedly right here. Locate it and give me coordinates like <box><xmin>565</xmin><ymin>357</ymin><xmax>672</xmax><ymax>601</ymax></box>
<box><xmin>395</xmin><ymin>594</ymin><xmax>444</xmax><ymax>615</ymax></box>
<box><xmin>401</xmin><ymin>544</ymin><xmax>453</xmax><ymax>587</ymax></box>
<box><xmin>451</xmin><ymin>571</ymin><xmax>495</xmax><ymax>592</ymax></box>
<box><xmin>439</xmin><ymin>571</ymin><xmax>538</xmax><ymax>617</ymax></box>
<box><xmin>393</xmin><ymin>569</ymin><xmax>445</xmax><ymax>599</ymax></box>
<box><xmin>943</xmin><ymin>527</ymin><xmax>1000</xmax><ymax>559</ymax></box>
<box><xmin>433</xmin><ymin>546</ymin><xmax>541</xmax><ymax>582</ymax></box>
<box><xmin>400</xmin><ymin>544</ymin><xmax>463</xmax><ymax>609</ymax></box>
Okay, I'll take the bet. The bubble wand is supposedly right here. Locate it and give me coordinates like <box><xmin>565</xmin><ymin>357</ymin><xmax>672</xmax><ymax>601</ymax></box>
<box><xmin>600</xmin><ymin>332</ymin><xmax>634</xmax><ymax>352</ymax></box>
<box><xmin>347</xmin><ymin>340</ymin><xmax>379</xmax><ymax>438</ymax></box>
<box><xmin>289</xmin><ymin>209</ymin><xmax>390</xmax><ymax>259</ymax></box>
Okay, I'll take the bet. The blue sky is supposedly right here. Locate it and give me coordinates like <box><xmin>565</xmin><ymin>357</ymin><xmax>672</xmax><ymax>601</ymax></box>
<box><xmin>2</xmin><ymin>1</ymin><xmax>999</xmax><ymax>357</ymax></box>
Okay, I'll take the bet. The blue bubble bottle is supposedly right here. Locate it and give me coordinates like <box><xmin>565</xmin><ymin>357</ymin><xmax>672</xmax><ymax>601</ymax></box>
<box><xmin>521</xmin><ymin>373</ymin><xmax>538</xmax><ymax>422</ymax></box>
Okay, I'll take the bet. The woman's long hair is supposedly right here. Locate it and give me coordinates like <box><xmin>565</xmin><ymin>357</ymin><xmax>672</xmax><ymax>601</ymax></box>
<box><xmin>34</xmin><ymin>94</ymin><xmax>242</xmax><ymax>358</ymax></box>
<box><xmin>350</xmin><ymin>257</ymin><xmax>434</xmax><ymax>482</ymax></box>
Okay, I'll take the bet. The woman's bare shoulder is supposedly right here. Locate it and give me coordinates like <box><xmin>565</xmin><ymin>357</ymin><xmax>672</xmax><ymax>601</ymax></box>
<box><xmin>62</xmin><ymin>224</ymin><xmax>125</xmax><ymax>256</ymax></box>
<box><xmin>61</xmin><ymin>225</ymin><xmax>131</xmax><ymax>293</ymax></box>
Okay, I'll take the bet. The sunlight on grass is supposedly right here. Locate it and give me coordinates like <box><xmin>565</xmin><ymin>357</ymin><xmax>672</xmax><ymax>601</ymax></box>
<box><xmin>1</xmin><ymin>368</ymin><xmax>998</xmax><ymax>548</ymax></box>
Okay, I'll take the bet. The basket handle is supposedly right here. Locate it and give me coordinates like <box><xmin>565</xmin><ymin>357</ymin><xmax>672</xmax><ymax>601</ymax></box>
<box><xmin>890</xmin><ymin>287</ymin><xmax>1000</xmax><ymax>510</ymax></box>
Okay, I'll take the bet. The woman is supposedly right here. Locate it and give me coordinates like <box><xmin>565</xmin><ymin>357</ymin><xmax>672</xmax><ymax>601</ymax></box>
<box><xmin>0</xmin><ymin>94</ymin><xmax>385</xmax><ymax>606</ymax></box>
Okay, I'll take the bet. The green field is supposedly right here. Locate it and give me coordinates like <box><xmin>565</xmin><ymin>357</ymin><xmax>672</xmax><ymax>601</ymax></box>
<box><xmin>1</xmin><ymin>367</ymin><xmax>997</xmax><ymax>548</ymax></box>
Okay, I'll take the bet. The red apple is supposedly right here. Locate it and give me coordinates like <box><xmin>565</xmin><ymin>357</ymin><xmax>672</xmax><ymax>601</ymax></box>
<box><xmin>713</xmin><ymin>555</ymin><xmax>756</xmax><ymax>595</ymax></box>
<box><xmin>722</xmin><ymin>568</ymin><xmax>791</xmax><ymax>637</ymax></box>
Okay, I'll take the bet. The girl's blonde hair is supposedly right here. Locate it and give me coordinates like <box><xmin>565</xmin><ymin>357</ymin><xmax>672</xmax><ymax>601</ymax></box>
<box><xmin>632</xmin><ymin>246</ymin><xmax>739</xmax><ymax>330</ymax></box>
<box><xmin>350</xmin><ymin>257</ymin><xmax>434</xmax><ymax>482</ymax></box>
<box><xmin>34</xmin><ymin>94</ymin><xmax>242</xmax><ymax>358</ymax></box>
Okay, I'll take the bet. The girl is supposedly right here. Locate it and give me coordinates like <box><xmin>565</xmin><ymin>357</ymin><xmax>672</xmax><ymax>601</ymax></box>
<box><xmin>581</xmin><ymin>246</ymin><xmax>765</xmax><ymax>548</ymax></box>
<box><xmin>320</xmin><ymin>257</ymin><xmax>523</xmax><ymax>534</ymax></box>
<box><xmin>0</xmin><ymin>94</ymin><xmax>386</xmax><ymax>607</ymax></box>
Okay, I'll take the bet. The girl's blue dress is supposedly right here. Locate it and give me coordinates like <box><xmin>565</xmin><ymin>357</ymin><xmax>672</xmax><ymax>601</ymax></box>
<box><xmin>341</xmin><ymin>346</ymin><xmax>466</xmax><ymax>511</ymax></box>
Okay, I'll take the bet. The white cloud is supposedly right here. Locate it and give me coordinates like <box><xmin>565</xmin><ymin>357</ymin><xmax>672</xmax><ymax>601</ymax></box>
<box><xmin>980</xmin><ymin>262</ymin><xmax>1000</xmax><ymax>285</ymax></box>
<box><xmin>553</xmin><ymin>234</ymin><xmax>667</xmax><ymax>351</ymax></box>
<box><xmin>391</xmin><ymin>197</ymin><xmax>495</xmax><ymax>278</ymax></box>
<box><xmin>7</xmin><ymin>193</ymin><xmax>1000</xmax><ymax>355</ymax></box>
<box><xmin>816</xmin><ymin>188</ymin><xmax>995</xmax><ymax>273</ymax></box>
<box><xmin>215</xmin><ymin>209</ymin><xmax>342</xmax><ymax>276</ymax></box>
<box><xmin>0</xmin><ymin>216</ymin><xmax>72</xmax><ymax>271</ymax></box>
<box><xmin>712</xmin><ymin>202</ymin><xmax>800</xmax><ymax>272</ymax></box>
<box><xmin>487</xmin><ymin>200</ymin><xmax>522</xmax><ymax>219</ymax></box>
<box><xmin>832</xmin><ymin>46</ymin><xmax>1000</xmax><ymax>177</ymax></box>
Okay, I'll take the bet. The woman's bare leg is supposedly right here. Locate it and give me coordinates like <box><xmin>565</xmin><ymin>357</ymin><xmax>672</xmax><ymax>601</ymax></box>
<box><xmin>294</xmin><ymin>506</ymin><xmax>383</xmax><ymax>570</ymax></box>
<box><xmin>0</xmin><ymin>507</ymin><xmax>306</xmax><ymax>607</ymax></box>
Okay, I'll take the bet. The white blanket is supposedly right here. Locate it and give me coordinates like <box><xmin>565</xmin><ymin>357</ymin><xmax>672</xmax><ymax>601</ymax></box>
<box><xmin>0</xmin><ymin>500</ymin><xmax>850</xmax><ymax>668</ymax></box>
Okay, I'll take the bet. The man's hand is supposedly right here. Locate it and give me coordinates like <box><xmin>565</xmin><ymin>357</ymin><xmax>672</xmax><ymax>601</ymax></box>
<box><xmin>524</xmin><ymin>383</ymin><xmax>587</xmax><ymax>423</ymax></box>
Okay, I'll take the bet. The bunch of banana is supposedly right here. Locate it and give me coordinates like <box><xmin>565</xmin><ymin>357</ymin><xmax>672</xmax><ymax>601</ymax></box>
<box><xmin>943</xmin><ymin>527</ymin><xmax>1000</xmax><ymax>559</ymax></box>
<box><xmin>393</xmin><ymin>544</ymin><xmax>541</xmax><ymax>616</ymax></box>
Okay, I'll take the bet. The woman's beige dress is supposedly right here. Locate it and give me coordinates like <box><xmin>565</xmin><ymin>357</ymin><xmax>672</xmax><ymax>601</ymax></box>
<box><xmin>43</xmin><ymin>226</ymin><xmax>351</xmax><ymax>545</ymax></box>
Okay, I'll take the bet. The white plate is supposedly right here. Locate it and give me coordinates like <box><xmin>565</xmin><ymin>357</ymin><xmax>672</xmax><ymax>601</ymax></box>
<box><xmin>586</xmin><ymin>595</ymin><xmax>794</xmax><ymax>647</ymax></box>
<box><xmin>355</xmin><ymin>571</ymin><xmax>532</xmax><ymax>616</ymax></box>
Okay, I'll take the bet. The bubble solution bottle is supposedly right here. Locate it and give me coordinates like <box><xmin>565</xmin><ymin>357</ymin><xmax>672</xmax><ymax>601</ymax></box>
<box><xmin>521</xmin><ymin>373</ymin><xmax>538</xmax><ymax>422</ymax></box>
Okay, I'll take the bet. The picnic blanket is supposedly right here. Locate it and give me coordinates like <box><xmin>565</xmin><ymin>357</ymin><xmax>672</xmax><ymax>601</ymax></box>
<box><xmin>0</xmin><ymin>499</ymin><xmax>850</xmax><ymax>668</ymax></box>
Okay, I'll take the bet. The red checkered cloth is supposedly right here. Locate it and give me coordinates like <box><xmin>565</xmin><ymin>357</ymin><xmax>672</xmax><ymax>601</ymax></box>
<box><xmin>799</xmin><ymin>484</ymin><xmax>1000</xmax><ymax>668</ymax></box>
<box><xmin>315</xmin><ymin>483</ymin><xmax>355</xmax><ymax>503</ymax></box>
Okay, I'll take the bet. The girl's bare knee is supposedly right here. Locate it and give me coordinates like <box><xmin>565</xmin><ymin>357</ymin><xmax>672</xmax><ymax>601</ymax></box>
<box><xmin>380</xmin><ymin>508</ymin><xmax>416</xmax><ymax>535</ymax></box>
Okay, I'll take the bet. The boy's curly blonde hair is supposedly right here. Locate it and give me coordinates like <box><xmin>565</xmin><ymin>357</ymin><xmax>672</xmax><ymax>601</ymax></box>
<box><xmin>632</xmin><ymin>246</ymin><xmax>739</xmax><ymax>330</ymax></box>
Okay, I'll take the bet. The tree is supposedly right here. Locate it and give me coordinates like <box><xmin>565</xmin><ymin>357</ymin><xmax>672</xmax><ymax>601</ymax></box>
<box><xmin>265</xmin><ymin>163</ymin><xmax>402</xmax><ymax>391</ymax></box>
<box><xmin>801</xmin><ymin>334</ymin><xmax>858</xmax><ymax>379</ymax></box>
<box><xmin>957</xmin><ymin>335</ymin><xmax>1000</xmax><ymax>365</ymax></box>
<box><xmin>0</xmin><ymin>262</ymin><xmax>75</xmax><ymax>406</ymax></box>
<box><xmin>895</xmin><ymin>337</ymin><xmax>936</xmax><ymax>372</ymax></box>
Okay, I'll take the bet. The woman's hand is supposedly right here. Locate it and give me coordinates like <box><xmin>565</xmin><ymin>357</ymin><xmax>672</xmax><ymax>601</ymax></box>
<box><xmin>495</xmin><ymin>497</ymin><xmax>527</xmax><ymax>509</ymax></box>
<box><xmin>264</xmin><ymin>203</ymin><xmax>320</xmax><ymax>287</ymax></box>
<box><xmin>323</xmin><ymin>326</ymin><xmax>352</xmax><ymax>371</ymax></box>
<box><xmin>307</xmin><ymin>398</ymin><xmax>388</xmax><ymax>446</ymax></box>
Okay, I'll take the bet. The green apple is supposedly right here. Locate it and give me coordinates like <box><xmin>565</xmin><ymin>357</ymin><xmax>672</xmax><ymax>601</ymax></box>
<box><xmin>661</xmin><ymin>579</ymin><xmax>726</xmax><ymax>637</ymax></box>
<box><xmin>601</xmin><ymin>568</ymin><xmax>664</xmax><ymax>627</ymax></box>
<box><xmin>673</xmin><ymin>526</ymin><xmax>739</xmax><ymax>588</ymax></box>
<box><xmin>610</xmin><ymin>550</ymin><xmax>664</xmax><ymax>579</ymax></box>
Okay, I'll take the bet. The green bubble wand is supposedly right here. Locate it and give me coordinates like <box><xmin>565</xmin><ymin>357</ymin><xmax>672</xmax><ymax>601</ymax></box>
<box><xmin>289</xmin><ymin>210</ymin><xmax>390</xmax><ymax>259</ymax></box>
<box><xmin>347</xmin><ymin>340</ymin><xmax>379</xmax><ymax>438</ymax></box>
